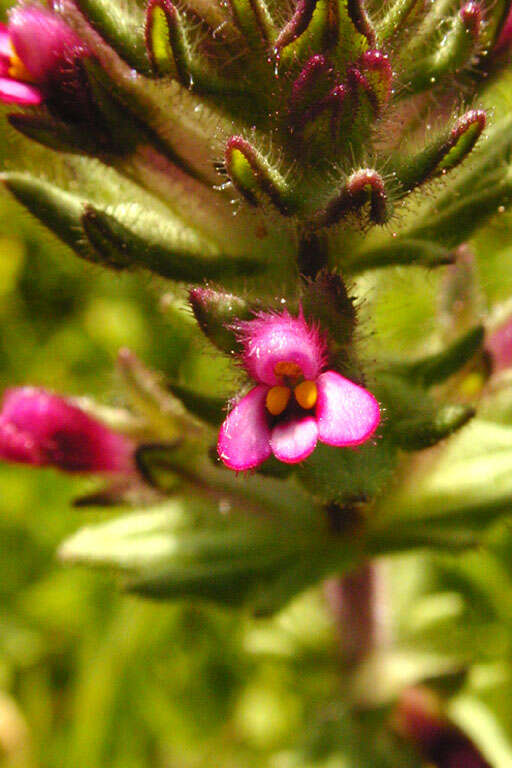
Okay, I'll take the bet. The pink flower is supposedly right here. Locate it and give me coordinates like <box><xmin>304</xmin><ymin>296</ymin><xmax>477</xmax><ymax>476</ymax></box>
<box><xmin>0</xmin><ymin>5</ymin><xmax>89</xmax><ymax>109</ymax></box>
<box><xmin>495</xmin><ymin>6</ymin><xmax>512</xmax><ymax>53</ymax></box>
<box><xmin>487</xmin><ymin>315</ymin><xmax>512</xmax><ymax>372</ymax></box>
<box><xmin>395</xmin><ymin>687</ymin><xmax>490</xmax><ymax>768</ymax></box>
<box><xmin>217</xmin><ymin>310</ymin><xmax>380</xmax><ymax>471</ymax></box>
<box><xmin>0</xmin><ymin>387</ymin><xmax>134</xmax><ymax>473</ymax></box>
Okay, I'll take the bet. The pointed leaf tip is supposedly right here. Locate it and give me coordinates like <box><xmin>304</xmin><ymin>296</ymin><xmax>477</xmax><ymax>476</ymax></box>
<box><xmin>357</xmin><ymin>50</ymin><xmax>392</xmax><ymax>111</ymax></box>
<box><xmin>406</xmin><ymin>4</ymin><xmax>481</xmax><ymax>94</ymax></box>
<box><xmin>189</xmin><ymin>286</ymin><xmax>252</xmax><ymax>353</ymax></box>
<box><xmin>274</xmin><ymin>0</ymin><xmax>317</xmax><ymax>53</ymax></box>
<box><xmin>228</xmin><ymin>0</ymin><xmax>275</xmax><ymax>46</ymax></box>
<box><xmin>437</xmin><ymin>110</ymin><xmax>486</xmax><ymax>176</ymax></box>
<box><xmin>225</xmin><ymin>136</ymin><xmax>296</xmax><ymax>215</ymax></box>
<box><xmin>394</xmin><ymin>110</ymin><xmax>486</xmax><ymax>196</ymax></box>
<box><xmin>391</xmin><ymin>404</ymin><xmax>476</xmax><ymax>450</ymax></box>
<box><xmin>145</xmin><ymin>0</ymin><xmax>190</xmax><ymax>82</ymax></box>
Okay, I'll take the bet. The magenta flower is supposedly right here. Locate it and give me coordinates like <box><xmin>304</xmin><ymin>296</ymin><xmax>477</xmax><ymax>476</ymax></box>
<box><xmin>495</xmin><ymin>6</ymin><xmax>512</xmax><ymax>53</ymax></box>
<box><xmin>217</xmin><ymin>310</ymin><xmax>380</xmax><ymax>471</ymax></box>
<box><xmin>395</xmin><ymin>687</ymin><xmax>490</xmax><ymax>768</ymax></box>
<box><xmin>0</xmin><ymin>5</ymin><xmax>89</xmax><ymax>109</ymax></box>
<box><xmin>0</xmin><ymin>387</ymin><xmax>134</xmax><ymax>473</ymax></box>
<box><xmin>487</xmin><ymin>315</ymin><xmax>512</xmax><ymax>372</ymax></box>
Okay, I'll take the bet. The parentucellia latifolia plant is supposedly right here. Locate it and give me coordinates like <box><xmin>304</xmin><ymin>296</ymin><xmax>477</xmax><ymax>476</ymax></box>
<box><xmin>3</xmin><ymin>0</ymin><xmax>512</xmax><ymax>762</ymax></box>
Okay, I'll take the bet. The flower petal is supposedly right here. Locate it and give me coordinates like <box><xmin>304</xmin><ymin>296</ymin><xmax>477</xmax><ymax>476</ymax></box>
<box><xmin>270</xmin><ymin>416</ymin><xmax>318</xmax><ymax>464</ymax></box>
<box><xmin>237</xmin><ymin>310</ymin><xmax>327</xmax><ymax>386</ymax></box>
<box><xmin>0</xmin><ymin>76</ymin><xmax>42</xmax><ymax>104</ymax></box>
<box><xmin>316</xmin><ymin>371</ymin><xmax>380</xmax><ymax>447</ymax></box>
<box><xmin>0</xmin><ymin>416</ymin><xmax>41</xmax><ymax>464</ymax></box>
<box><xmin>0</xmin><ymin>26</ymin><xmax>12</xmax><ymax>73</ymax></box>
<box><xmin>218</xmin><ymin>385</ymin><xmax>272</xmax><ymax>470</ymax></box>
<box><xmin>9</xmin><ymin>5</ymin><xmax>87</xmax><ymax>83</ymax></box>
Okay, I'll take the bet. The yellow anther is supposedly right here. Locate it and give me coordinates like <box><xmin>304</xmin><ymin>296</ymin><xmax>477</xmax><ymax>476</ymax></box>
<box><xmin>8</xmin><ymin>45</ymin><xmax>34</xmax><ymax>83</ymax></box>
<box><xmin>294</xmin><ymin>380</ymin><xmax>318</xmax><ymax>410</ymax></box>
<box><xmin>274</xmin><ymin>360</ymin><xmax>302</xmax><ymax>379</ymax></box>
<box><xmin>266</xmin><ymin>385</ymin><xmax>291</xmax><ymax>416</ymax></box>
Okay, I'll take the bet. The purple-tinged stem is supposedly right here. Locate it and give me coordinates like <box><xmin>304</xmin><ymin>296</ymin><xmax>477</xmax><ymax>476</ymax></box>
<box><xmin>325</xmin><ymin>561</ymin><xmax>384</xmax><ymax>665</ymax></box>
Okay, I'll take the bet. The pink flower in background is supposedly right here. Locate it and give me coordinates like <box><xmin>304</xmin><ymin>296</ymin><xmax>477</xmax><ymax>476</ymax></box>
<box><xmin>218</xmin><ymin>310</ymin><xmax>380</xmax><ymax>471</ymax></box>
<box><xmin>0</xmin><ymin>387</ymin><xmax>134</xmax><ymax>473</ymax></box>
<box><xmin>495</xmin><ymin>6</ymin><xmax>512</xmax><ymax>53</ymax></box>
<box><xmin>395</xmin><ymin>687</ymin><xmax>490</xmax><ymax>768</ymax></box>
<box><xmin>486</xmin><ymin>315</ymin><xmax>512</xmax><ymax>372</ymax></box>
<box><xmin>0</xmin><ymin>4</ymin><xmax>89</xmax><ymax>108</ymax></box>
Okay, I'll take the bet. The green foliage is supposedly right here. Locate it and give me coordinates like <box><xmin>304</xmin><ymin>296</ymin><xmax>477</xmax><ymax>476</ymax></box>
<box><xmin>3</xmin><ymin>0</ymin><xmax>512</xmax><ymax>764</ymax></box>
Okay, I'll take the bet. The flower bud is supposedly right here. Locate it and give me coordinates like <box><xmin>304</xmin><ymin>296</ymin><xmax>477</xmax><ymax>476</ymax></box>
<box><xmin>0</xmin><ymin>387</ymin><xmax>134</xmax><ymax>473</ymax></box>
<box><xmin>395</xmin><ymin>687</ymin><xmax>490</xmax><ymax>768</ymax></box>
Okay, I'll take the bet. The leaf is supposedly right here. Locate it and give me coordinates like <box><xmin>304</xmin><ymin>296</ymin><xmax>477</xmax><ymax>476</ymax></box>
<box><xmin>83</xmin><ymin>204</ymin><xmax>261</xmax><ymax>280</ymax></box>
<box><xmin>73</xmin><ymin>0</ymin><xmax>151</xmax><ymax>74</ymax></box>
<box><xmin>59</xmin><ymin>496</ymin><xmax>348</xmax><ymax>612</ymax></box>
<box><xmin>371</xmin><ymin>418</ymin><xmax>512</xmax><ymax>545</ymax></box>
<box><xmin>389</xmin><ymin>326</ymin><xmax>485</xmax><ymax>387</ymax></box>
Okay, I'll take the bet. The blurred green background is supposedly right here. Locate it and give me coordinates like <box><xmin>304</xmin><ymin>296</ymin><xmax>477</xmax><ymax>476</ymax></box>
<box><xmin>2</xmin><ymin>8</ymin><xmax>512</xmax><ymax>768</ymax></box>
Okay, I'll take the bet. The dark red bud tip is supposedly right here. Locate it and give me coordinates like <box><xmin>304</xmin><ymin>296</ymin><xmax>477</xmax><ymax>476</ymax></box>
<box><xmin>295</xmin><ymin>82</ymin><xmax>348</xmax><ymax>135</ymax></box>
<box><xmin>326</xmin><ymin>84</ymin><xmax>349</xmax><ymax>136</ymax></box>
<box><xmin>274</xmin><ymin>0</ymin><xmax>317</xmax><ymax>52</ymax></box>
<box><xmin>395</xmin><ymin>688</ymin><xmax>446</xmax><ymax>749</ymax></box>
<box><xmin>348</xmin><ymin>169</ymin><xmax>388</xmax><ymax>223</ymax></box>
<box><xmin>460</xmin><ymin>2</ymin><xmax>482</xmax><ymax>36</ymax></box>
<box><xmin>290</xmin><ymin>55</ymin><xmax>331</xmax><ymax>109</ymax></box>
<box><xmin>453</xmin><ymin>109</ymin><xmax>486</xmax><ymax>138</ymax></box>
<box><xmin>316</xmin><ymin>169</ymin><xmax>389</xmax><ymax>227</ymax></box>
<box><xmin>359</xmin><ymin>50</ymin><xmax>392</xmax><ymax>82</ymax></box>
<box><xmin>189</xmin><ymin>286</ymin><xmax>213</xmax><ymax>303</ymax></box>
<box><xmin>346</xmin><ymin>66</ymin><xmax>380</xmax><ymax>113</ymax></box>
<box><xmin>358</xmin><ymin>49</ymin><xmax>393</xmax><ymax>109</ymax></box>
